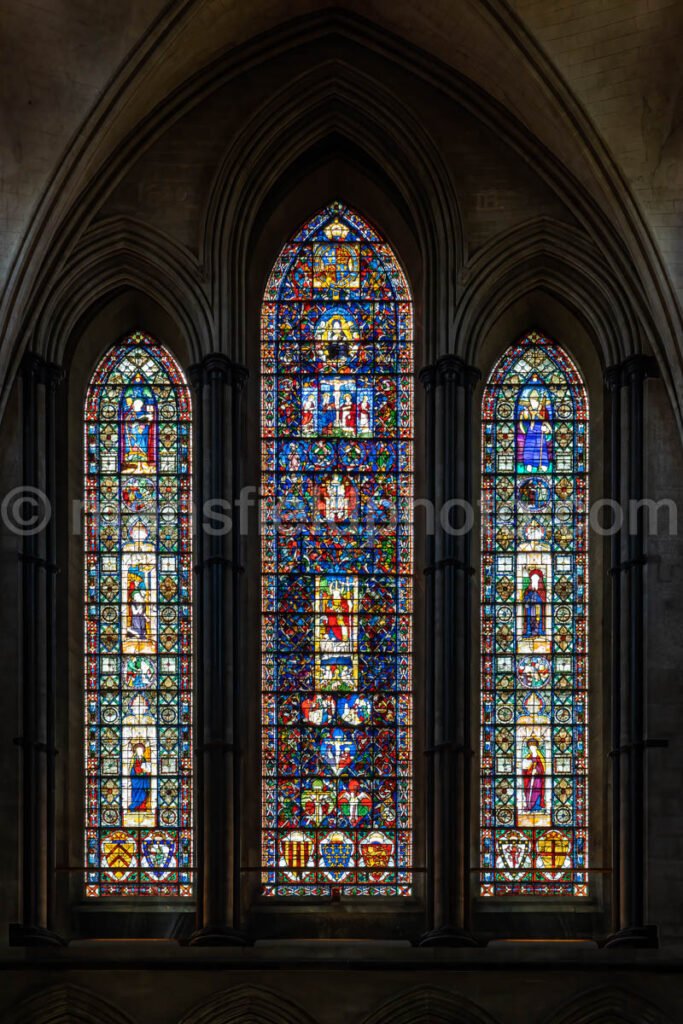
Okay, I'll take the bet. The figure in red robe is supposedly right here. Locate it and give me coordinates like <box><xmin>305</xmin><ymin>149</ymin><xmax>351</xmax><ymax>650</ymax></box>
<box><xmin>323</xmin><ymin>586</ymin><xmax>351</xmax><ymax>643</ymax></box>
<box><xmin>316</xmin><ymin>479</ymin><xmax>328</xmax><ymax>522</ymax></box>
<box><xmin>340</xmin><ymin>393</ymin><xmax>357</xmax><ymax>432</ymax></box>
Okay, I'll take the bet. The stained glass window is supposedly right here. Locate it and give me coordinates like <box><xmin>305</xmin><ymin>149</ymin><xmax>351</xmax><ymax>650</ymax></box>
<box><xmin>261</xmin><ymin>202</ymin><xmax>413</xmax><ymax>896</ymax></box>
<box><xmin>480</xmin><ymin>331</ymin><xmax>588</xmax><ymax>896</ymax></box>
<box><xmin>84</xmin><ymin>333</ymin><xmax>193</xmax><ymax>896</ymax></box>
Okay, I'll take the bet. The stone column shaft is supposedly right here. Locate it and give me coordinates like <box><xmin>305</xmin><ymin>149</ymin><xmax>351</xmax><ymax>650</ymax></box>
<box><xmin>189</xmin><ymin>354</ymin><xmax>248</xmax><ymax>946</ymax></box>
<box><xmin>12</xmin><ymin>353</ymin><xmax>63</xmax><ymax>946</ymax></box>
<box><xmin>419</xmin><ymin>355</ymin><xmax>479</xmax><ymax>947</ymax></box>
<box><xmin>605</xmin><ymin>354</ymin><xmax>660</xmax><ymax>949</ymax></box>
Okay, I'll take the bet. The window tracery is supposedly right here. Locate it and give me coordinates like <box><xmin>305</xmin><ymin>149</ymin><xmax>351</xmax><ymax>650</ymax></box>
<box><xmin>261</xmin><ymin>202</ymin><xmax>414</xmax><ymax>896</ymax></box>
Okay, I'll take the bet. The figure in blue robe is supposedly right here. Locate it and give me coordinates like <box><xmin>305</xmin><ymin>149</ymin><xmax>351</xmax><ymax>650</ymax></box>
<box><xmin>321</xmin><ymin>395</ymin><xmax>337</xmax><ymax>435</ymax></box>
<box><xmin>516</xmin><ymin>386</ymin><xmax>552</xmax><ymax>473</ymax></box>
<box><xmin>522</xmin><ymin>570</ymin><xmax>546</xmax><ymax>638</ymax></box>
<box><xmin>120</xmin><ymin>383</ymin><xmax>157</xmax><ymax>473</ymax></box>
<box><xmin>129</xmin><ymin>742</ymin><xmax>151</xmax><ymax>812</ymax></box>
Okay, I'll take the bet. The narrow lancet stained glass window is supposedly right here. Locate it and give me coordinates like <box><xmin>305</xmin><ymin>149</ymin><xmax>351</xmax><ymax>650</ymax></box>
<box><xmin>84</xmin><ymin>333</ymin><xmax>193</xmax><ymax>896</ymax></box>
<box><xmin>481</xmin><ymin>331</ymin><xmax>589</xmax><ymax>896</ymax></box>
<box><xmin>261</xmin><ymin>202</ymin><xmax>413</xmax><ymax>896</ymax></box>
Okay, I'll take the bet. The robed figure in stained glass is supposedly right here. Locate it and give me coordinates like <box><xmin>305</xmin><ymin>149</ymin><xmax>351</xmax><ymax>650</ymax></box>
<box><xmin>128</xmin><ymin>582</ymin><xmax>149</xmax><ymax>642</ymax></box>
<box><xmin>129</xmin><ymin>741</ymin><xmax>152</xmax><ymax>813</ymax></box>
<box><xmin>120</xmin><ymin>380</ymin><xmax>157</xmax><ymax>474</ymax></box>
<box><xmin>340</xmin><ymin>393</ymin><xmax>357</xmax><ymax>432</ymax></box>
<box><xmin>317</xmin><ymin>475</ymin><xmax>357</xmax><ymax>523</ymax></box>
<box><xmin>321</xmin><ymin>392</ymin><xmax>337</xmax><ymax>435</ymax></box>
<box><xmin>320</xmin><ymin>580</ymin><xmax>354</xmax><ymax>648</ymax></box>
<box><xmin>522</xmin><ymin>568</ymin><xmax>547</xmax><ymax>638</ymax></box>
<box><xmin>124</xmin><ymin>561</ymin><xmax>155</xmax><ymax>652</ymax></box>
<box><xmin>522</xmin><ymin>736</ymin><xmax>546</xmax><ymax>812</ymax></box>
<box><xmin>516</xmin><ymin>383</ymin><xmax>552</xmax><ymax>473</ymax></box>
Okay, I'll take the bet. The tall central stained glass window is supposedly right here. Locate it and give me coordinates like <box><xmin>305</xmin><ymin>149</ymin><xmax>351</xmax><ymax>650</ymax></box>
<box><xmin>84</xmin><ymin>334</ymin><xmax>193</xmax><ymax>896</ymax></box>
<box><xmin>480</xmin><ymin>331</ymin><xmax>588</xmax><ymax>896</ymax></box>
<box><xmin>261</xmin><ymin>201</ymin><xmax>413</xmax><ymax>896</ymax></box>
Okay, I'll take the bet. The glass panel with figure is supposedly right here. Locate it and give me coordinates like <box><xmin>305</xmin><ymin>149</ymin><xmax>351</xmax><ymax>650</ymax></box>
<box><xmin>84</xmin><ymin>333</ymin><xmax>193</xmax><ymax>896</ymax></box>
<box><xmin>481</xmin><ymin>331</ymin><xmax>589</xmax><ymax>896</ymax></box>
<box><xmin>261</xmin><ymin>202</ymin><xmax>413</xmax><ymax>896</ymax></box>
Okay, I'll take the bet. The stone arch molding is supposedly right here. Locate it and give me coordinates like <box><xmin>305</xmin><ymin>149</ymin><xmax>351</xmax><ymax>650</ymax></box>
<box><xmin>361</xmin><ymin>986</ymin><xmax>501</xmax><ymax>1024</ymax></box>
<box><xmin>1</xmin><ymin>6</ymin><xmax>682</xmax><ymax>433</ymax></box>
<box><xmin>202</xmin><ymin>58</ymin><xmax>462</xmax><ymax>366</ymax></box>
<box><xmin>35</xmin><ymin>216</ymin><xmax>213</xmax><ymax>367</ymax></box>
<box><xmin>456</xmin><ymin>216</ymin><xmax>638</xmax><ymax>368</ymax></box>
<box><xmin>176</xmin><ymin>985</ymin><xmax>319</xmax><ymax>1024</ymax></box>
<box><xmin>540</xmin><ymin>985</ymin><xmax>671</xmax><ymax>1024</ymax></box>
<box><xmin>3</xmin><ymin>983</ymin><xmax>137</xmax><ymax>1024</ymax></box>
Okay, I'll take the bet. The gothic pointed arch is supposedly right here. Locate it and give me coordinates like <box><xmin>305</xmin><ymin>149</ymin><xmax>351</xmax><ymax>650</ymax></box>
<box><xmin>260</xmin><ymin>200</ymin><xmax>414</xmax><ymax>896</ymax></box>
<box><xmin>36</xmin><ymin>217</ymin><xmax>212</xmax><ymax>366</ymax></box>
<box><xmin>204</xmin><ymin>60</ymin><xmax>460</xmax><ymax>365</ymax></box>
<box><xmin>541</xmin><ymin>986</ymin><xmax>670</xmax><ymax>1024</ymax></box>
<box><xmin>83</xmin><ymin>332</ymin><xmax>193</xmax><ymax>897</ymax></box>
<box><xmin>2</xmin><ymin>6</ymin><xmax>682</xmax><ymax>436</ymax></box>
<box><xmin>480</xmin><ymin>330</ymin><xmax>589</xmax><ymax>896</ymax></box>
<box><xmin>177</xmin><ymin>984</ymin><xmax>319</xmax><ymax>1024</ymax></box>
<box><xmin>361</xmin><ymin>986</ymin><xmax>501</xmax><ymax>1024</ymax></box>
<box><xmin>456</xmin><ymin>217</ymin><xmax>636</xmax><ymax>368</ymax></box>
<box><xmin>5</xmin><ymin>983</ymin><xmax>136</xmax><ymax>1024</ymax></box>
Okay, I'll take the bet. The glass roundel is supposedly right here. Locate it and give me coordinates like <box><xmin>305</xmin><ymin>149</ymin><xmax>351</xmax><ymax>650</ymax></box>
<box><xmin>84</xmin><ymin>333</ymin><xmax>193</xmax><ymax>896</ymax></box>
<box><xmin>480</xmin><ymin>331</ymin><xmax>589</xmax><ymax>896</ymax></box>
<box><xmin>261</xmin><ymin>201</ymin><xmax>414</xmax><ymax>896</ymax></box>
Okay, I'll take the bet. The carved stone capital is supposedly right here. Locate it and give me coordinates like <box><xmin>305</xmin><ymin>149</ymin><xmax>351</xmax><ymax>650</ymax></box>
<box><xmin>436</xmin><ymin>352</ymin><xmax>464</xmax><ymax>383</ymax></box>
<box><xmin>418</xmin><ymin>364</ymin><xmax>437</xmax><ymax>391</ymax></box>
<box><xmin>622</xmin><ymin>353</ymin><xmax>659</xmax><ymax>384</ymax></box>
<box><xmin>189</xmin><ymin>354</ymin><xmax>249</xmax><ymax>391</ymax></box>
<box><xmin>604</xmin><ymin>363</ymin><xmax>623</xmax><ymax>392</ymax></box>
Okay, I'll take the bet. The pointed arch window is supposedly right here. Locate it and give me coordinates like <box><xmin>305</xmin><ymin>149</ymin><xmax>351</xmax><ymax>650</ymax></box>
<box><xmin>84</xmin><ymin>333</ymin><xmax>193</xmax><ymax>896</ymax></box>
<box><xmin>261</xmin><ymin>202</ymin><xmax>414</xmax><ymax>896</ymax></box>
<box><xmin>480</xmin><ymin>331</ymin><xmax>589</xmax><ymax>896</ymax></box>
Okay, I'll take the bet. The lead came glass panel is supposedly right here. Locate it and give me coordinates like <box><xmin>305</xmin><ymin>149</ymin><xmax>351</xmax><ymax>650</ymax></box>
<box><xmin>261</xmin><ymin>202</ymin><xmax>414</xmax><ymax>896</ymax></box>
<box><xmin>480</xmin><ymin>331</ymin><xmax>589</xmax><ymax>896</ymax></box>
<box><xmin>481</xmin><ymin>331</ymin><xmax>589</xmax><ymax>892</ymax></box>
<box><xmin>84</xmin><ymin>333</ymin><xmax>193</xmax><ymax>896</ymax></box>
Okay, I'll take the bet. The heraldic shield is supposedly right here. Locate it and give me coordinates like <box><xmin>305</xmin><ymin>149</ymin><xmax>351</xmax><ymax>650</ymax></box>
<box><xmin>141</xmin><ymin>830</ymin><xmax>177</xmax><ymax>878</ymax></box>
<box><xmin>537</xmin><ymin>829</ymin><xmax>571</xmax><ymax>878</ymax></box>
<box><xmin>102</xmin><ymin>829</ymin><xmax>136</xmax><ymax>881</ymax></box>
<box><xmin>498</xmin><ymin>829</ymin><xmax>532</xmax><ymax>876</ymax></box>
<box><xmin>280</xmin><ymin>830</ymin><xmax>315</xmax><ymax>878</ymax></box>
<box><xmin>359</xmin><ymin>830</ymin><xmax>395</xmax><ymax>882</ymax></box>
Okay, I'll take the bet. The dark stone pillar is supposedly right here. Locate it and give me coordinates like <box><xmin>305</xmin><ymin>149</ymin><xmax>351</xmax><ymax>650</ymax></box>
<box><xmin>604</xmin><ymin>354</ymin><xmax>662</xmax><ymax>949</ymax></box>
<box><xmin>420</xmin><ymin>364</ymin><xmax>437</xmax><ymax>934</ymax></box>
<box><xmin>419</xmin><ymin>355</ymin><xmax>480</xmax><ymax>947</ymax></box>
<box><xmin>10</xmin><ymin>354</ymin><xmax>64</xmax><ymax>946</ymax></box>
<box><xmin>189</xmin><ymin>354</ymin><xmax>249</xmax><ymax>945</ymax></box>
<box><xmin>604</xmin><ymin>364</ymin><xmax>623</xmax><ymax>938</ymax></box>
